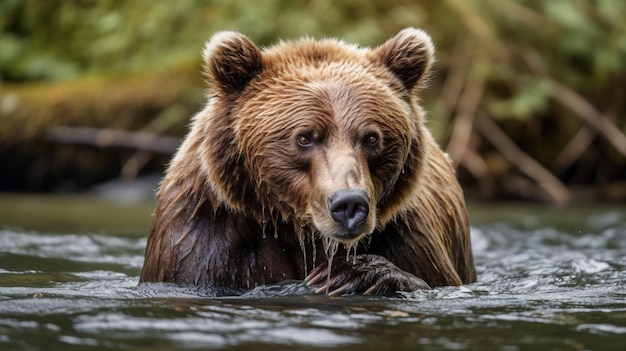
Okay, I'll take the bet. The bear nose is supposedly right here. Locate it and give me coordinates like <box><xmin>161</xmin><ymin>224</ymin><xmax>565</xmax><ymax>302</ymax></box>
<box><xmin>327</xmin><ymin>189</ymin><xmax>370</xmax><ymax>233</ymax></box>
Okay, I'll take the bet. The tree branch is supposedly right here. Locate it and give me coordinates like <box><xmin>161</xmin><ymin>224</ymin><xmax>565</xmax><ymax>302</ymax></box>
<box><xmin>552</xmin><ymin>82</ymin><xmax>626</xmax><ymax>157</ymax></box>
<box><xmin>47</xmin><ymin>126</ymin><xmax>179</xmax><ymax>154</ymax></box>
<box><xmin>475</xmin><ymin>112</ymin><xmax>570</xmax><ymax>204</ymax></box>
<box><xmin>445</xmin><ymin>74</ymin><xmax>485</xmax><ymax>165</ymax></box>
<box><xmin>552</xmin><ymin>125</ymin><xmax>597</xmax><ymax>175</ymax></box>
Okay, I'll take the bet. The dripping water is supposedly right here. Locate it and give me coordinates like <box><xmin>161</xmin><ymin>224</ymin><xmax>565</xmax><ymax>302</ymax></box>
<box><xmin>260</xmin><ymin>206</ymin><xmax>269</xmax><ymax>239</ymax></box>
<box><xmin>322</xmin><ymin>237</ymin><xmax>339</xmax><ymax>294</ymax></box>
<box><xmin>345</xmin><ymin>242</ymin><xmax>358</xmax><ymax>265</ymax></box>
<box><xmin>296</xmin><ymin>225</ymin><xmax>308</xmax><ymax>277</ymax></box>
<box><xmin>261</xmin><ymin>220</ymin><xmax>267</xmax><ymax>239</ymax></box>
<box><xmin>270</xmin><ymin>213</ymin><xmax>279</xmax><ymax>240</ymax></box>
<box><xmin>311</xmin><ymin>231</ymin><xmax>318</xmax><ymax>271</ymax></box>
<box><xmin>295</xmin><ymin>222</ymin><xmax>321</xmax><ymax>278</ymax></box>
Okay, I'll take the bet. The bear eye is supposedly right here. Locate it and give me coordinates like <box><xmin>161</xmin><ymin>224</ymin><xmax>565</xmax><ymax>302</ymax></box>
<box><xmin>297</xmin><ymin>134</ymin><xmax>312</xmax><ymax>147</ymax></box>
<box><xmin>364</xmin><ymin>133</ymin><xmax>379</xmax><ymax>146</ymax></box>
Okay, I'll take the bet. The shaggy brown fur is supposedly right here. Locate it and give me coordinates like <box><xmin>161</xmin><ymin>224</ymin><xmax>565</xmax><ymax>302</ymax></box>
<box><xmin>139</xmin><ymin>28</ymin><xmax>476</xmax><ymax>296</ymax></box>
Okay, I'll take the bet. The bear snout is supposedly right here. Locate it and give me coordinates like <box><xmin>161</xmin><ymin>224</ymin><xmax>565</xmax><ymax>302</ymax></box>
<box><xmin>327</xmin><ymin>188</ymin><xmax>370</xmax><ymax>239</ymax></box>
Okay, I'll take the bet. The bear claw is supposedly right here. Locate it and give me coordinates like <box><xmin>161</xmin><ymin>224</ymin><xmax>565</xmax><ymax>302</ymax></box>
<box><xmin>305</xmin><ymin>254</ymin><xmax>431</xmax><ymax>297</ymax></box>
<box><xmin>304</xmin><ymin>269</ymin><xmax>327</xmax><ymax>286</ymax></box>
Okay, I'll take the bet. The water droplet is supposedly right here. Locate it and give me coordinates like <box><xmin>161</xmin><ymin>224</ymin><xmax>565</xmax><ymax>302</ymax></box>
<box><xmin>261</xmin><ymin>221</ymin><xmax>267</xmax><ymax>239</ymax></box>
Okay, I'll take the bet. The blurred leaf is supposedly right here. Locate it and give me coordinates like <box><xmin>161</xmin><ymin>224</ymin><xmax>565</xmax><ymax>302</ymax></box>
<box><xmin>543</xmin><ymin>0</ymin><xmax>592</xmax><ymax>30</ymax></box>
<box><xmin>1</xmin><ymin>0</ymin><xmax>625</xmax><ymax>198</ymax></box>
<box><xmin>488</xmin><ymin>79</ymin><xmax>553</xmax><ymax>120</ymax></box>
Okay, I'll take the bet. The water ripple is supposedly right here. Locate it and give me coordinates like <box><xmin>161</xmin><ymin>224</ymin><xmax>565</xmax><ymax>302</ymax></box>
<box><xmin>1</xmin><ymin>205</ymin><xmax>626</xmax><ymax>350</ymax></box>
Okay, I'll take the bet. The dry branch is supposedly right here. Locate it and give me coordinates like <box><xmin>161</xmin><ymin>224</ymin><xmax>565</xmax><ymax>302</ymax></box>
<box><xmin>475</xmin><ymin>112</ymin><xmax>570</xmax><ymax>204</ymax></box>
<box><xmin>552</xmin><ymin>82</ymin><xmax>626</xmax><ymax>157</ymax></box>
<box><xmin>47</xmin><ymin>126</ymin><xmax>179</xmax><ymax>154</ymax></box>
<box><xmin>439</xmin><ymin>33</ymin><xmax>475</xmax><ymax>111</ymax></box>
<box><xmin>445</xmin><ymin>73</ymin><xmax>485</xmax><ymax>164</ymax></box>
<box><xmin>552</xmin><ymin>125</ymin><xmax>597</xmax><ymax>175</ymax></box>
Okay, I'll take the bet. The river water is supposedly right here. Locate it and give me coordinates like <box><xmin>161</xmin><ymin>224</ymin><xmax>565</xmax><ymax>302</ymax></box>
<box><xmin>0</xmin><ymin>194</ymin><xmax>625</xmax><ymax>350</ymax></box>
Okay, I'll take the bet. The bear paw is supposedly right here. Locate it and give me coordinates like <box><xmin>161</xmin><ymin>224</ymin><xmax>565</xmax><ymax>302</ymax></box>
<box><xmin>305</xmin><ymin>254</ymin><xmax>431</xmax><ymax>297</ymax></box>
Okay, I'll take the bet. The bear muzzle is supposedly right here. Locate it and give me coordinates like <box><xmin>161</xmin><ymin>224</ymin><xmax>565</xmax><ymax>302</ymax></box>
<box><xmin>327</xmin><ymin>188</ymin><xmax>370</xmax><ymax>240</ymax></box>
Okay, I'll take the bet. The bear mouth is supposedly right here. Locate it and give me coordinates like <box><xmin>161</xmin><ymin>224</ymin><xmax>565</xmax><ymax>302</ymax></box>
<box><xmin>308</xmin><ymin>209</ymin><xmax>373</xmax><ymax>243</ymax></box>
<box><xmin>313</xmin><ymin>219</ymin><xmax>372</xmax><ymax>244</ymax></box>
<box><xmin>332</xmin><ymin>228</ymin><xmax>368</xmax><ymax>241</ymax></box>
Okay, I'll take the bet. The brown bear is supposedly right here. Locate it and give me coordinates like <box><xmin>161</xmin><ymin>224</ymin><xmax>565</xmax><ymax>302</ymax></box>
<box><xmin>139</xmin><ymin>28</ymin><xmax>476</xmax><ymax>296</ymax></box>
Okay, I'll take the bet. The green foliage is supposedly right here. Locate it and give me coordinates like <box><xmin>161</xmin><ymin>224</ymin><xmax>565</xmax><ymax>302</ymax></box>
<box><xmin>1</xmin><ymin>0</ymin><xmax>215</xmax><ymax>81</ymax></box>
<box><xmin>4</xmin><ymin>0</ymin><xmax>625</xmax><ymax>113</ymax></box>
<box><xmin>0</xmin><ymin>0</ymin><xmax>452</xmax><ymax>81</ymax></box>
<box><xmin>488</xmin><ymin>78</ymin><xmax>553</xmax><ymax>120</ymax></box>
<box><xmin>1</xmin><ymin>0</ymin><xmax>625</xmax><ymax>200</ymax></box>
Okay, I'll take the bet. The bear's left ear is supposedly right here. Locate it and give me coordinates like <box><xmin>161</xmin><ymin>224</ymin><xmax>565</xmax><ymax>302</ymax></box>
<box><xmin>203</xmin><ymin>31</ymin><xmax>263</xmax><ymax>93</ymax></box>
<box><xmin>371</xmin><ymin>28</ymin><xmax>435</xmax><ymax>91</ymax></box>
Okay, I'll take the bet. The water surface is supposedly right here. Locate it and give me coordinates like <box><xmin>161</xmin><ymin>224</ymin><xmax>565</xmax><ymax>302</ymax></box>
<box><xmin>0</xmin><ymin>195</ymin><xmax>625</xmax><ymax>350</ymax></box>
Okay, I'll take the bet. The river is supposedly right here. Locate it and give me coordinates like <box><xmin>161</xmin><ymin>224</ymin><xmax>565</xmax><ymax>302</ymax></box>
<box><xmin>0</xmin><ymin>194</ymin><xmax>624</xmax><ymax>350</ymax></box>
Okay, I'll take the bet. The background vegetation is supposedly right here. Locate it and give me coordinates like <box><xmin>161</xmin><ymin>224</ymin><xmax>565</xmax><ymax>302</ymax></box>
<box><xmin>1</xmin><ymin>0</ymin><xmax>625</xmax><ymax>203</ymax></box>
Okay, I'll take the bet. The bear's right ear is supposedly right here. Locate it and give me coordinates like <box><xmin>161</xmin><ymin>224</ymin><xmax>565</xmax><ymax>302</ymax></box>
<box><xmin>203</xmin><ymin>31</ymin><xmax>263</xmax><ymax>93</ymax></box>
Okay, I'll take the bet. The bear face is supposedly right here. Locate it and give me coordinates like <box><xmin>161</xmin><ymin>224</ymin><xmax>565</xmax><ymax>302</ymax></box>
<box><xmin>201</xmin><ymin>29</ymin><xmax>434</xmax><ymax>247</ymax></box>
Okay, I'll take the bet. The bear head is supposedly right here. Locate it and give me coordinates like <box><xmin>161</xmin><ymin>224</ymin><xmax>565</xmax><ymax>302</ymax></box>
<box><xmin>199</xmin><ymin>28</ymin><xmax>435</xmax><ymax>247</ymax></box>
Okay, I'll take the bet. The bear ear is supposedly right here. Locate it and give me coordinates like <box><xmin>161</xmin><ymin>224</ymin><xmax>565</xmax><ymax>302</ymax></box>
<box><xmin>203</xmin><ymin>31</ymin><xmax>263</xmax><ymax>93</ymax></box>
<box><xmin>371</xmin><ymin>28</ymin><xmax>435</xmax><ymax>91</ymax></box>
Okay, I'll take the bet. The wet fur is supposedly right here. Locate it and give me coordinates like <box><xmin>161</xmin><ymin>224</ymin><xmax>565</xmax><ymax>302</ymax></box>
<box><xmin>140</xmin><ymin>28</ymin><xmax>476</xmax><ymax>294</ymax></box>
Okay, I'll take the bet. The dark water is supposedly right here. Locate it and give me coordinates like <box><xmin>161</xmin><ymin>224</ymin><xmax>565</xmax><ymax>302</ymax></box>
<box><xmin>0</xmin><ymin>194</ymin><xmax>625</xmax><ymax>350</ymax></box>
